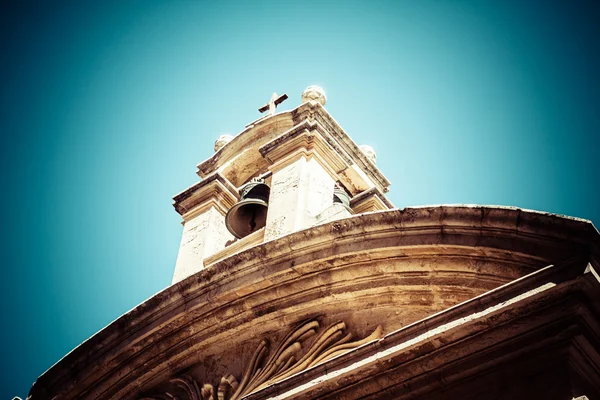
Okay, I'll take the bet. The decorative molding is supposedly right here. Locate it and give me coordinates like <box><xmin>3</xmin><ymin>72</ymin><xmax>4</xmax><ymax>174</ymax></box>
<box><xmin>259</xmin><ymin>120</ymin><xmax>382</xmax><ymax>196</ymax></box>
<box><xmin>196</xmin><ymin>115</ymin><xmax>295</xmax><ymax>183</ymax></box>
<box><xmin>142</xmin><ymin>320</ymin><xmax>383</xmax><ymax>400</ymax></box>
<box><xmin>350</xmin><ymin>187</ymin><xmax>394</xmax><ymax>214</ymax></box>
<box><xmin>291</xmin><ymin>102</ymin><xmax>390</xmax><ymax>192</ymax></box>
<box><xmin>259</xmin><ymin>120</ymin><xmax>351</xmax><ymax>170</ymax></box>
<box><xmin>173</xmin><ymin>173</ymin><xmax>239</xmax><ymax>218</ymax></box>
<box><xmin>194</xmin><ymin>101</ymin><xmax>390</xmax><ymax>192</ymax></box>
<box><xmin>242</xmin><ymin>263</ymin><xmax>600</xmax><ymax>400</ymax></box>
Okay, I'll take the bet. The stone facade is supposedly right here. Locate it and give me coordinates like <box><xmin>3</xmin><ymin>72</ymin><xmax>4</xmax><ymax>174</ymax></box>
<box><xmin>26</xmin><ymin>87</ymin><xmax>600</xmax><ymax>400</ymax></box>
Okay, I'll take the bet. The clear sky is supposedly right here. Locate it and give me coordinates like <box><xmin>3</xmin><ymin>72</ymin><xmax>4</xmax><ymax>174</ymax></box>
<box><xmin>1</xmin><ymin>0</ymin><xmax>599</xmax><ymax>398</ymax></box>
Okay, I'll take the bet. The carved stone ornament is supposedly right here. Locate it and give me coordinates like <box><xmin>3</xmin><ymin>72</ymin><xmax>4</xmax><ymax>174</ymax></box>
<box><xmin>141</xmin><ymin>319</ymin><xmax>383</xmax><ymax>400</ymax></box>
<box><xmin>301</xmin><ymin>85</ymin><xmax>327</xmax><ymax>106</ymax></box>
<box><xmin>359</xmin><ymin>145</ymin><xmax>377</xmax><ymax>165</ymax></box>
<box><xmin>214</xmin><ymin>134</ymin><xmax>234</xmax><ymax>152</ymax></box>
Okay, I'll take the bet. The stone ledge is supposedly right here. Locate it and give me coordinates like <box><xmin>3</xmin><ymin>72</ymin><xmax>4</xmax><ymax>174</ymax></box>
<box><xmin>27</xmin><ymin>206</ymin><xmax>600</xmax><ymax>400</ymax></box>
<box><xmin>203</xmin><ymin>227</ymin><xmax>265</xmax><ymax>267</ymax></box>
<box><xmin>350</xmin><ymin>187</ymin><xmax>395</xmax><ymax>213</ymax></box>
<box><xmin>172</xmin><ymin>172</ymin><xmax>239</xmax><ymax>217</ymax></box>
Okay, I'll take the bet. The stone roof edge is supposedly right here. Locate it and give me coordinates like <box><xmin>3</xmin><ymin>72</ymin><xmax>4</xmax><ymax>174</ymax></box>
<box><xmin>29</xmin><ymin>205</ymin><xmax>600</xmax><ymax>397</ymax></box>
<box><xmin>207</xmin><ymin>205</ymin><xmax>600</xmax><ymax>283</ymax></box>
<box><xmin>292</xmin><ymin>101</ymin><xmax>391</xmax><ymax>191</ymax></box>
<box><xmin>195</xmin><ymin>110</ymin><xmax>294</xmax><ymax>178</ymax></box>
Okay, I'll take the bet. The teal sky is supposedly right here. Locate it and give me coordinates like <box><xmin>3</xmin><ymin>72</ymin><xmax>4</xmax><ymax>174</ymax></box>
<box><xmin>1</xmin><ymin>1</ymin><xmax>599</xmax><ymax>398</ymax></box>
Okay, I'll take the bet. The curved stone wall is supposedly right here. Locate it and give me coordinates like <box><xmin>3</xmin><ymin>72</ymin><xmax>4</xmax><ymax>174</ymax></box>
<box><xmin>27</xmin><ymin>206</ymin><xmax>600</xmax><ymax>399</ymax></box>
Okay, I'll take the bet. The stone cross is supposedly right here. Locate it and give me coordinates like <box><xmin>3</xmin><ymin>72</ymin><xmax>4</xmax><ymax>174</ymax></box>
<box><xmin>258</xmin><ymin>92</ymin><xmax>288</xmax><ymax>115</ymax></box>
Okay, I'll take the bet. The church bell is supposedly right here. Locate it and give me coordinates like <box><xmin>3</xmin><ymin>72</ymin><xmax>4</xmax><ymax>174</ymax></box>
<box><xmin>225</xmin><ymin>178</ymin><xmax>270</xmax><ymax>239</ymax></box>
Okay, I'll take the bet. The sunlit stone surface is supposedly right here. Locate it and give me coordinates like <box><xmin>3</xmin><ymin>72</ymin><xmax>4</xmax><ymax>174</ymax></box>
<box><xmin>301</xmin><ymin>85</ymin><xmax>327</xmax><ymax>106</ymax></box>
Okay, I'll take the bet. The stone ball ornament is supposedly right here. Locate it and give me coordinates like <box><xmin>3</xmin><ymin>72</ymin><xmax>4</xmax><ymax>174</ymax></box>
<box><xmin>359</xmin><ymin>144</ymin><xmax>377</xmax><ymax>164</ymax></box>
<box><xmin>214</xmin><ymin>134</ymin><xmax>233</xmax><ymax>152</ymax></box>
<box><xmin>301</xmin><ymin>85</ymin><xmax>327</xmax><ymax>106</ymax></box>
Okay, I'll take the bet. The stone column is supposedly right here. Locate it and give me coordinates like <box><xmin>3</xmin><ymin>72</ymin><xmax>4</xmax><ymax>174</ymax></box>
<box><xmin>172</xmin><ymin>173</ymin><xmax>238</xmax><ymax>283</ymax></box>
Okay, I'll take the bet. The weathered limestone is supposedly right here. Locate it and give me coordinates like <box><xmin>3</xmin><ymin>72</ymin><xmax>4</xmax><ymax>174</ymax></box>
<box><xmin>171</xmin><ymin>173</ymin><xmax>238</xmax><ymax>283</ymax></box>
<box><xmin>175</xmin><ymin>85</ymin><xmax>389</xmax><ymax>277</ymax></box>
<box><xmin>26</xmin><ymin>206</ymin><xmax>600</xmax><ymax>400</ymax></box>
<box><xmin>192</xmin><ymin>86</ymin><xmax>392</xmax><ymax>248</ymax></box>
<box><xmin>315</xmin><ymin>202</ymin><xmax>353</xmax><ymax>225</ymax></box>
<box><xmin>144</xmin><ymin>320</ymin><xmax>384</xmax><ymax>400</ymax></box>
<box><xmin>172</xmin><ymin>206</ymin><xmax>232</xmax><ymax>283</ymax></box>
<box><xmin>264</xmin><ymin>156</ymin><xmax>335</xmax><ymax>240</ymax></box>
<box><xmin>259</xmin><ymin>108</ymin><xmax>388</xmax><ymax>240</ymax></box>
<box><xmin>244</xmin><ymin>263</ymin><xmax>600</xmax><ymax>400</ymax></box>
<box><xmin>350</xmin><ymin>187</ymin><xmax>394</xmax><ymax>214</ymax></box>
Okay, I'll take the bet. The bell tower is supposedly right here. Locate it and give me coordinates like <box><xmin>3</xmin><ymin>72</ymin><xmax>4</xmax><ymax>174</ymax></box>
<box><xmin>171</xmin><ymin>86</ymin><xmax>393</xmax><ymax>283</ymax></box>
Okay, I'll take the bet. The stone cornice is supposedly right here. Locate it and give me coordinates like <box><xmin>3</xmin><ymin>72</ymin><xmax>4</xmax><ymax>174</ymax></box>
<box><xmin>172</xmin><ymin>172</ymin><xmax>239</xmax><ymax>218</ymax></box>
<box><xmin>350</xmin><ymin>187</ymin><xmax>395</xmax><ymax>213</ymax></box>
<box><xmin>292</xmin><ymin>101</ymin><xmax>390</xmax><ymax>192</ymax></box>
<box><xmin>28</xmin><ymin>206</ymin><xmax>600</xmax><ymax>400</ymax></box>
<box><xmin>195</xmin><ymin>113</ymin><xmax>295</xmax><ymax>185</ymax></box>
<box><xmin>258</xmin><ymin>120</ymin><xmax>354</xmax><ymax>187</ymax></box>
<box><xmin>259</xmin><ymin>120</ymin><xmax>352</xmax><ymax>167</ymax></box>
<box><xmin>258</xmin><ymin>119</ymin><xmax>390</xmax><ymax>196</ymax></box>
<box><xmin>193</xmin><ymin>101</ymin><xmax>390</xmax><ymax>193</ymax></box>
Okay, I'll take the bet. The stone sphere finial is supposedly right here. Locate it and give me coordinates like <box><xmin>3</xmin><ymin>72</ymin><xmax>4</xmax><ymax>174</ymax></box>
<box><xmin>301</xmin><ymin>85</ymin><xmax>327</xmax><ymax>106</ymax></box>
<box><xmin>214</xmin><ymin>134</ymin><xmax>233</xmax><ymax>152</ymax></box>
<box><xmin>359</xmin><ymin>145</ymin><xmax>377</xmax><ymax>164</ymax></box>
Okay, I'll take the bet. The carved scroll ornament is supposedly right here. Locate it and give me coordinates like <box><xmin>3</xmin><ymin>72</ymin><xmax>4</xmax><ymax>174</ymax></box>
<box><xmin>142</xmin><ymin>319</ymin><xmax>383</xmax><ymax>400</ymax></box>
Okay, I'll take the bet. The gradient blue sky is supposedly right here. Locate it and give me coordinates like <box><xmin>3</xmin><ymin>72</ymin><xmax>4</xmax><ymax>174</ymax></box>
<box><xmin>1</xmin><ymin>1</ymin><xmax>599</xmax><ymax>398</ymax></box>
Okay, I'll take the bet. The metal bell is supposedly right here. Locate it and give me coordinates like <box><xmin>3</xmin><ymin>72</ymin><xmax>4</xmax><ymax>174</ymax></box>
<box><xmin>225</xmin><ymin>178</ymin><xmax>270</xmax><ymax>239</ymax></box>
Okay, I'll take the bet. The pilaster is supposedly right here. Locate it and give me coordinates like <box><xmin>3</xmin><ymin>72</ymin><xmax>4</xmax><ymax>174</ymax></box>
<box><xmin>171</xmin><ymin>173</ymin><xmax>238</xmax><ymax>283</ymax></box>
<box><xmin>264</xmin><ymin>156</ymin><xmax>335</xmax><ymax>240</ymax></box>
<box><xmin>259</xmin><ymin>122</ymin><xmax>354</xmax><ymax>240</ymax></box>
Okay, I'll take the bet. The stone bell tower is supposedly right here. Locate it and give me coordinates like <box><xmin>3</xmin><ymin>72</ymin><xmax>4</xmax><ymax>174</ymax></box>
<box><xmin>28</xmin><ymin>84</ymin><xmax>600</xmax><ymax>400</ymax></box>
<box><xmin>171</xmin><ymin>85</ymin><xmax>393</xmax><ymax>283</ymax></box>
